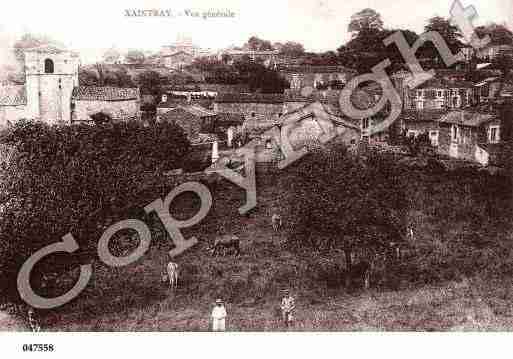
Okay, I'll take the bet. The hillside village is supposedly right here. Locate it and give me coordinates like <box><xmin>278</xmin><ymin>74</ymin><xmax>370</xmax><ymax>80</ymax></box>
<box><xmin>1</xmin><ymin>8</ymin><xmax>513</xmax><ymax>332</ymax></box>
<box><xmin>1</xmin><ymin>22</ymin><xmax>513</xmax><ymax>168</ymax></box>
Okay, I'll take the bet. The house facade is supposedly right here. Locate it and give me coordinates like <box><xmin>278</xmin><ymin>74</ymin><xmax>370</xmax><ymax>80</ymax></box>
<box><xmin>157</xmin><ymin>104</ymin><xmax>217</xmax><ymax>141</ymax></box>
<box><xmin>71</xmin><ymin>87</ymin><xmax>141</xmax><ymax>123</ymax></box>
<box><xmin>213</xmin><ymin>93</ymin><xmax>285</xmax><ymax>120</ymax></box>
<box><xmin>404</xmin><ymin>78</ymin><xmax>479</xmax><ymax>111</ymax></box>
<box><xmin>278</xmin><ymin>65</ymin><xmax>356</xmax><ymax>92</ymax></box>
<box><xmin>437</xmin><ymin>110</ymin><xmax>500</xmax><ymax>163</ymax></box>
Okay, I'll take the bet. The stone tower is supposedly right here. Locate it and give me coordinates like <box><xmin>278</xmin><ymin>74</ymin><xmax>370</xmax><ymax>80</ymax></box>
<box><xmin>24</xmin><ymin>48</ymin><xmax>79</xmax><ymax>124</ymax></box>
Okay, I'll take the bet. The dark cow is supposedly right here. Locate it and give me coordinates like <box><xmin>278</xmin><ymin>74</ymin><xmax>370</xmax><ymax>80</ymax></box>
<box><xmin>208</xmin><ymin>235</ymin><xmax>241</xmax><ymax>256</ymax></box>
<box><xmin>345</xmin><ymin>261</ymin><xmax>372</xmax><ymax>290</ymax></box>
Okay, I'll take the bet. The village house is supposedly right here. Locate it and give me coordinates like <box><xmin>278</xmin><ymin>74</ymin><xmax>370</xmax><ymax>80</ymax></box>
<box><xmin>213</xmin><ymin>93</ymin><xmax>285</xmax><ymax>120</ymax></box>
<box><xmin>71</xmin><ymin>87</ymin><xmax>141</xmax><ymax>123</ymax></box>
<box><xmin>161</xmin><ymin>51</ymin><xmax>195</xmax><ymax>70</ymax></box>
<box><xmin>404</xmin><ymin>78</ymin><xmax>479</xmax><ymax>111</ymax></box>
<box><xmin>475</xmin><ymin>77</ymin><xmax>513</xmax><ymax>103</ymax></box>
<box><xmin>157</xmin><ymin>93</ymin><xmax>214</xmax><ymax>113</ymax></box>
<box><xmin>157</xmin><ymin>104</ymin><xmax>217</xmax><ymax>141</ymax></box>
<box><xmin>159</xmin><ymin>34</ymin><xmax>214</xmax><ymax>69</ymax></box>
<box><xmin>233</xmin><ymin>102</ymin><xmax>361</xmax><ymax>164</ymax></box>
<box><xmin>278</xmin><ymin>64</ymin><xmax>356</xmax><ymax>92</ymax></box>
<box><xmin>476</xmin><ymin>43</ymin><xmax>513</xmax><ymax>61</ymax></box>
<box><xmin>218</xmin><ymin>49</ymin><xmax>279</xmax><ymax>68</ymax></box>
<box><xmin>436</xmin><ymin>109</ymin><xmax>501</xmax><ymax>164</ymax></box>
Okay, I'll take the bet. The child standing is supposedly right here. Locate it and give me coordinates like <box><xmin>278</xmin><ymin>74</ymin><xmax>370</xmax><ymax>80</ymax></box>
<box><xmin>211</xmin><ymin>299</ymin><xmax>227</xmax><ymax>331</ymax></box>
<box><xmin>280</xmin><ymin>289</ymin><xmax>295</xmax><ymax>328</ymax></box>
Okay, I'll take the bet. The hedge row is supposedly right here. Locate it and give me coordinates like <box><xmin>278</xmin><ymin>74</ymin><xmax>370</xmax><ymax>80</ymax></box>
<box><xmin>0</xmin><ymin>119</ymin><xmax>190</xmax><ymax>302</ymax></box>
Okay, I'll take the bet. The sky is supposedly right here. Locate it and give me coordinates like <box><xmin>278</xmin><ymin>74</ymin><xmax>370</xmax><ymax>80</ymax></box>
<box><xmin>0</xmin><ymin>0</ymin><xmax>511</xmax><ymax>64</ymax></box>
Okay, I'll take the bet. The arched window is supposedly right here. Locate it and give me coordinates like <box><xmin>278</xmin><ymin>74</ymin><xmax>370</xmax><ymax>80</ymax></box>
<box><xmin>44</xmin><ymin>59</ymin><xmax>54</xmax><ymax>74</ymax></box>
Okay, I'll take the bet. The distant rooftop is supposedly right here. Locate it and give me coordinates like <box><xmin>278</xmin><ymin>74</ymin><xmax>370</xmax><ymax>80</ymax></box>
<box><xmin>215</xmin><ymin>92</ymin><xmax>284</xmax><ymax>104</ymax></box>
<box><xmin>72</xmin><ymin>86</ymin><xmax>140</xmax><ymax>101</ymax></box>
<box><xmin>438</xmin><ymin>110</ymin><xmax>497</xmax><ymax>127</ymax></box>
<box><xmin>277</xmin><ymin>64</ymin><xmax>355</xmax><ymax>74</ymax></box>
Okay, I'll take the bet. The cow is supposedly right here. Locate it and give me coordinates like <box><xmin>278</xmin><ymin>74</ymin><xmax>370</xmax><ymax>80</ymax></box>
<box><xmin>208</xmin><ymin>235</ymin><xmax>241</xmax><ymax>256</ymax></box>
<box><xmin>271</xmin><ymin>213</ymin><xmax>282</xmax><ymax>232</ymax></box>
<box><xmin>162</xmin><ymin>262</ymin><xmax>179</xmax><ymax>289</ymax></box>
<box><xmin>346</xmin><ymin>261</ymin><xmax>372</xmax><ymax>290</ymax></box>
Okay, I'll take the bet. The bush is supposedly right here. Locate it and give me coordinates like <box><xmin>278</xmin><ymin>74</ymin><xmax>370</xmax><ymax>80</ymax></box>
<box><xmin>0</xmin><ymin>119</ymin><xmax>190</xmax><ymax>303</ymax></box>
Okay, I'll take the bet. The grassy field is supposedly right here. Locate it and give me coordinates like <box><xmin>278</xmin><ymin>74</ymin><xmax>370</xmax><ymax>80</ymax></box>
<box><xmin>2</xmin><ymin>160</ymin><xmax>513</xmax><ymax>331</ymax></box>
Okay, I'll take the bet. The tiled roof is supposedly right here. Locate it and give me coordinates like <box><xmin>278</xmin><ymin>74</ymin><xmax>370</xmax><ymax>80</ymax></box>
<box><xmin>277</xmin><ymin>64</ymin><xmax>355</xmax><ymax>74</ymax></box>
<box><xmin>183</xmin><ymin>105</ymin><xmax>216</xmax><ymax>117</ymax></box>
<box><xmin>215</xmin><ymin>112</ymin><xmax>245</xmax><ymax>124</ymax></box>
<box><xmin>438</xmin><ymin>110</ymin><xmax>497</xmax><ymax>127</ymax></box>
<box><xmin>191</xmin><ymin>133</ymin><xmax>219</xmax><ymax>146</ymax></box>
<box><xmin>215</xmin><ymin>92</ymin><xmax>285</xmax><ymax>104</ymax></box>
<box><xmin>72</xmin><ymin>87</ymin><xmax>140</xmax><ymax>101</ymax></box>
<box><xmin>157</xmin><ymin>98</ymin><xmax>213</xmax><ymax>109</ymax></box>
<box><xmin>280</xmin><ymin>102</ymin><xmax>361</xmax><ymax>131</ymax></box>
<box><xmin>284</xmin><ymin>90</ymin><xmax>341</xmax><ymax>104</ymax></box>
<box><xmin>159</xmin><ymin>107</ymin><xmax>198</xmax><ymax>123</ymax></box>
<box><xmin>0</xmin><ymin>85</ymin><xmax>26</xmax><ymax>106</ymax></box>
<box><xmin>416</xmin><ymin>78</ymin><xmax>475</xmax><ymax>89</ymax></box>
<box><xmin>162</xmin><ymin>50</ymin><xmax>194</xmax><ymax>58</ymax></box>
<box><xmin>401</xmin><ymin>110</ymin><xmax>447</xmax><ymax>123</ymax></box>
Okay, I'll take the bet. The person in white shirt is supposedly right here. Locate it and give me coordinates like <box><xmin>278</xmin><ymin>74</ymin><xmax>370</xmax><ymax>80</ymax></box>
<box><xmin>211</xmin><ymin>299</ymin><xmax>227</xmax><ymax>331</ymax></box>
<box><xmin>27</xmin><ymin>308</ymin><xmax>40</xmax><ymax>332</ymax></box>
<box><xmin>280</xmin><ymin>289</ymin><xmax>295</xmax><ymax>328</ymax></box>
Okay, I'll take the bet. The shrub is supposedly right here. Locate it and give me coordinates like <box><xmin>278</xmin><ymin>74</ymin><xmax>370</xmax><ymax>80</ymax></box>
<box><xmin>0</xmin><ymin>119</ymin><xmax>190</xmax><ymax>303</ymax></box>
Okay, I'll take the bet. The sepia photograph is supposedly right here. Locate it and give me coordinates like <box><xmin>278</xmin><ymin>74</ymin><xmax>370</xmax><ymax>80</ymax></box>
<box><xmin>0</xmin><ymin>0</ymin><xmax>513</xmax><ymax>355</ymax></box>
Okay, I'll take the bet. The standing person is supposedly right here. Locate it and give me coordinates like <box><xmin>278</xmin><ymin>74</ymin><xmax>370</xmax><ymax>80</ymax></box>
<box><xmin>280</xmin><ymin>289</ymin><xmax>295</xmax><ymax>328</ymax></box>
<box><xmin>27</xmin><ymin>308</ymin><xmax>40</xmax><ymax>332</ymax></box>
<box><xmin>211</xmin><ymin>299</ymin><xmax>227</xmax><ymax>331</ymax></box>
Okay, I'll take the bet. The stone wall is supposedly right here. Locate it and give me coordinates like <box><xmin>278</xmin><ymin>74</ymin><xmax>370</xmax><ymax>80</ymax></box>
<box><xmin>213</xmin><ymin>102</ymin><xmax>284</xmax><ymax>120</ymax></box>
<box><xmin>0</xmin><ymin>105</ymin><xmax>28</xmax><ymax>126</ymax></box>
<box><xmin>72</xmin><ymin>99</ymin><xmax>141</xmax><ymax>123</ymax></box>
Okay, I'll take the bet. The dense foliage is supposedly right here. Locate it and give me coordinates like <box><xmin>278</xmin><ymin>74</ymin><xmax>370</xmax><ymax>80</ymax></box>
<box><xmin>284</xmin><ymin>144</ymin><xmax>408</xmax><ymax>265</ymax></box>
<box><xmin>0</xmin><ymin>120</ymin><xmax>190</xmax><ymax>302</ymax></box>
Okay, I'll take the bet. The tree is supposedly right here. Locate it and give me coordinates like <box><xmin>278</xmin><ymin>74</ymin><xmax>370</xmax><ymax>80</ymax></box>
<box><xmin>137</xmin><ymin>70</ymin><xmax>163</xmax><ymax>97</ymax></box>
<box><xmin>0</xmin><ymin>120</ymin><xmax>191</xmax><ymax>303</ymax></box>
<box><xmin>103</xmin><ymin>47</ymin><xmax>121</xmax><ymax>64</ymax></box>
<box><xmin>491</xmin><ymin>51</ymin><xmax>513</xmax><ymax>101</ymax></box>
<box><xmin>78</xmin><ymin>64</ymin><xmax>136</xmax><ymax>88</ymax></box>
<box><xmin>420</xmin><ymin>16</ymin><xmax>463</xmax><ymax>62</ymax></box>
<box><xmin>125</xmin><ymin>50</ymin><xmax>145</xmax><ymax>64</ymax></box>
<box><xmin>279</xmin><ymin>41</ymin><xmax>305</xmax><ymax>57</ymax></box>
<box><xmin>234</xmin><ymin>57</ymin><xmax>288</xmax><ymax>93</ymax></box>
<box><xmin>474</xmin><ymin>23</ymin><xmax>513</xmax><ymax>47</ymax></box>
<box><xmin>348</xmin><ymin>8</ymin><xmax>384</xmax><ymax>36</ymax></box>
<box><xmin>13</xmin><ymin>33</ymin><xmax>65</xmax><ymax>62</ymax></box>
<box><xmin>285</xmin><ymin>144</ymin><xmax>408</xmax><ymax>276</ymax></box>
<box><xmin>246</xmin><ymin>36</ymin><xmax>274</xmax><ymax>51</ymax></box>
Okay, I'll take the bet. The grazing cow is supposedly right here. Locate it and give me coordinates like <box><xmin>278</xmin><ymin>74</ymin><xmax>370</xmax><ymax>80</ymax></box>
<box><xmin>346</xmin><ymin>261</ymin><xmax>372</xmax><ymax>290</ymax></box>
<box><xmin>208</xmin><ymin>235</ymin><xmax>241</xmax><ymax>256</ymax></box>
<box><xmin>271</xmin><ymin>213</ymin><xmax>282</xmax><ymax>232</ymax></box>
<box><xmin>163</xmin><ymin>262</ymin><xmax>179</xmax><ymax>289</ymax></box>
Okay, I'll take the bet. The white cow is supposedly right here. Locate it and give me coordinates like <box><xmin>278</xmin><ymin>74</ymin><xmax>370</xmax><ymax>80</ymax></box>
<box><xmin>163</xmin><ymin>262</ymin><xmax>179</xmax><ymax>289</ymax></box>
<box><xmin>272</xmin><ymin>213</ymin><xmax>282</xmax><ymax>232</ymax></box>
